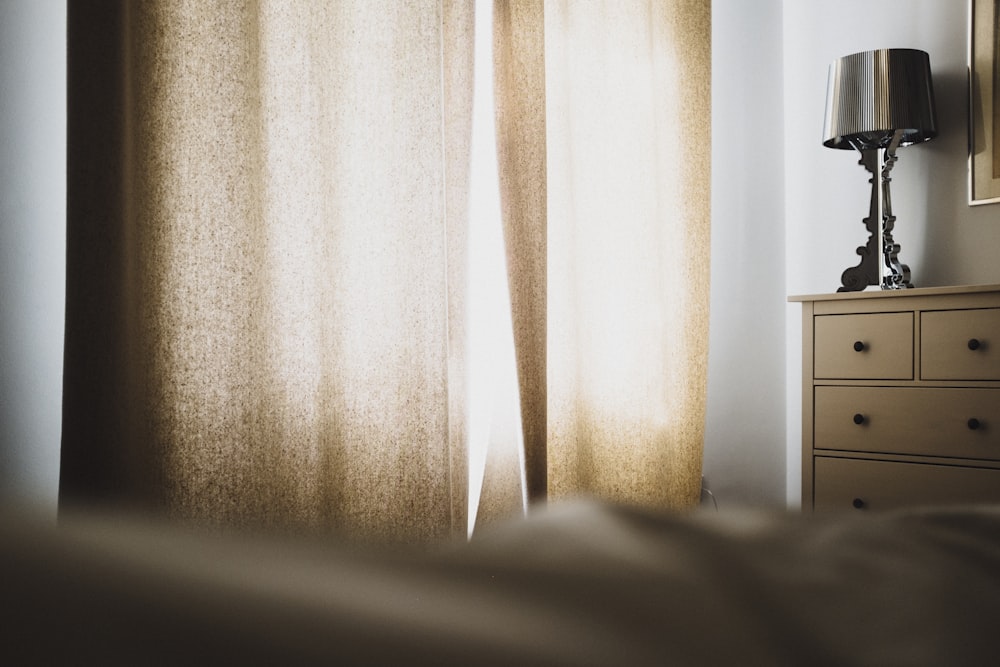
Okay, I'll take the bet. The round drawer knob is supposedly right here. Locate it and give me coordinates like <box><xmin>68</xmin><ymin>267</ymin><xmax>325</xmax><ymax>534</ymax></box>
<box><xmin>968</xmin><ymin>418</ymin><xmax>982</xmax><ymax>431</ymax></box>
<box><xmin>968</xmin><ymin>338</ymin><xmax>982</xmax><ymax>351</ymax></box>
<box><xmin>853</xmin><ymin>413</ymin><xmax>866</xmax><ymax>425</ymax></box>
<box><xmin>852</xmin><ymin>498</ymin><xmax>866</xmax><ymax>509</ymax></box>
<box><xmin>853</xmin><ymin>341</ymin><xmax>866</xmax><ymax>352</ymax></box>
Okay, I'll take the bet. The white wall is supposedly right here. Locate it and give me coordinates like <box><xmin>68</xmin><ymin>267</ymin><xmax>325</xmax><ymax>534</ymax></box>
<box><xmin>704</xmin><ymin>0</ymin><xmax>787</xmax><ymax>508</ymax></box>
<box><xmin>0</xmin><ymin>0</ymin><xmax>66</xmax><ymax>513</ymax></box>
<box><xmin>783</xmin><ymin>0</ymin><xmax>1000</xmax><ymax>506</ymax></box>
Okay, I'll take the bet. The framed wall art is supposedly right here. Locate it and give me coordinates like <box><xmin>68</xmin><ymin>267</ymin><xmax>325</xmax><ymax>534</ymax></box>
<box><xmin>970</xmin><ymin>0</ymin><xmax>1000</xmax><ymax>204</ymax></box>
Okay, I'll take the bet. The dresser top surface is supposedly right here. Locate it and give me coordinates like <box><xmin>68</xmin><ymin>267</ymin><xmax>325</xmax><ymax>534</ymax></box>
<box><xmin>788</xmin><ymin>283</ymin><xmax>1000</xmax><ymax>303</ymax></box>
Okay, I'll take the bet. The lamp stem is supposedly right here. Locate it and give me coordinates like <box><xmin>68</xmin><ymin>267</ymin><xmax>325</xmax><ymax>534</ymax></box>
<box><xmin>878</xmin><ymin>134</ymin><xmax>912</xmax><ymax>289</ymax></box>
<box><xmin>838</xmin><ymin>130</ymin><xmax>913</xmax><ymax>292</ymax></box>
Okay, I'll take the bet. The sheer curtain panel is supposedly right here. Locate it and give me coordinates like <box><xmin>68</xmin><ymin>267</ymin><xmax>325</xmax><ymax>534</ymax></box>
<box><xmin>62</xmin><ymin>1</ymin><xmax>474</xmax><ymax>543</ymax></box>
<box><xmin>540</xmin><ymin>0</ymin><xmax>711</xmax><ymax>507</ymax></box>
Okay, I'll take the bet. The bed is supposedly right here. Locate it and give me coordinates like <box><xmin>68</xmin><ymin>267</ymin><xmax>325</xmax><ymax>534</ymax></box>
<box><xmin>3</xmin><ymin>499</ymin><xmax>1000</xmax><ymax>665</ymax></box>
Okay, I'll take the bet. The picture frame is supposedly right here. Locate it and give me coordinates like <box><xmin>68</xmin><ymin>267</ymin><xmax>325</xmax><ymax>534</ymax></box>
<box><xmin>970</xmin><ymin>0</ymin><xmax>1000</xmax><ymax>204</ymax></box>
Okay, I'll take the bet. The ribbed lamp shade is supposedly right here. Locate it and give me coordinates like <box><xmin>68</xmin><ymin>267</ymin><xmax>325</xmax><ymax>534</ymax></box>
<box><xmin>823</xmin><ymin>48</ymin><xmax>937</xmax><ymax>150</ymax></box>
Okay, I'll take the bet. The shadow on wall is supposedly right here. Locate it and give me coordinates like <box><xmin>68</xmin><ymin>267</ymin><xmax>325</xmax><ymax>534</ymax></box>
<box><xmin>916</xmin><ymin>68</ymin><xmax>974</xmax><ymax>286</ymax></box>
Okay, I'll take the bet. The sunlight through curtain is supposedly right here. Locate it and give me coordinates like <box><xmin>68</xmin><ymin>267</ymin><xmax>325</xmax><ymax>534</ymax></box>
<box><xmin>63</xmin><ymin>0</ymin><xmax>475</xmax><ymax>543</ymax></box>
<box><xmin>466</xmin><ymin>0</ymin><xmax>528</xmax><ymax>537</ymax></box>
<box><xmin>498</xmin><ymin>0</ymin><xmax>712</xmax><ymax>508</ymax></box>
<box><xmin>61</xmin><ymin>0</ymin><xmax>710</xmax><ymax>542</ymax></box>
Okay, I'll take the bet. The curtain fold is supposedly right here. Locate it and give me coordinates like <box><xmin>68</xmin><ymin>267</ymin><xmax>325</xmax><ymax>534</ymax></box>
<box><xmin>493</xmin><ymin>0</ymin><xmax>549</xmax><ymax>504</ymax></box>
<box><xmin>62</xmin><ymin>0</ymin><xmax>710</xmax><ymax>542</ymax></box>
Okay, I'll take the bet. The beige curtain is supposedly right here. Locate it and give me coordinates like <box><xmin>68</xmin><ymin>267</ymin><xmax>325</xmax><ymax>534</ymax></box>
<box><xmin>499</xmin><ymin>0</ymin><xmax>712</xmax><ymax>508</ymax></box>
<box><xmin>63</xmin><ymin>0</ymin><xmax>475</xmax><ymax>543</ymax></box>
<box><xmin>62</xmin><ymin>0</ymin><xmax>710</xmax><ymax>542</ymax></box>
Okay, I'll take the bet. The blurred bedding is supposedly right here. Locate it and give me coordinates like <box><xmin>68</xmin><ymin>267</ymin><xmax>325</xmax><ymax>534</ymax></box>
<box><xmin>3</xmin><ymin>499</ymin><xmax>1000</xmax><ymax>665</ymax></box>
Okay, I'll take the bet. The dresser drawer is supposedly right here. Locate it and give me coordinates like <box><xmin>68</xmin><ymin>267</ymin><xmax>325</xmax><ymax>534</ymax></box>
<box><xmin>814</xmin><ymin>313</ymin><xmax>913</xmax><ymax>379</ymax></box>
<box><xmin>814</xmin><ymin>386</ymin><xmax>1000</xmax><ymax>461</ymax></box>
<box><xmin>814</xmin><ymin>457</ymin><xmax>1000</xmax><ymax>511</ymax></box>
<box><xmin>921</xmin><ymin>308</ymin><xmax>1000</xmax><ymax>380</ymax></box>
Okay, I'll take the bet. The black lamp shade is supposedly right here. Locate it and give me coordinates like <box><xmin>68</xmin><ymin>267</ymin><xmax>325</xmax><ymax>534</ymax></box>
<box><xmin>823</xmin><ymin>48</ymin><xmax>937</xmax><ymax>150</ymax></box>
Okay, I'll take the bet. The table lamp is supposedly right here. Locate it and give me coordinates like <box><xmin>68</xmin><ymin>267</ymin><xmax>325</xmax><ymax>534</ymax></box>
<box><xmin>823</xmin><ymin>48</ymin><xmax>937</xmax><ymax>292</ymax></box>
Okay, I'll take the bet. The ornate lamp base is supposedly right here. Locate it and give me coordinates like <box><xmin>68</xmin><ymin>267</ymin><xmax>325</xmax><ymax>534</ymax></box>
<box><xmin>838</xmin><ymin>131</ymin><xmax>913</xmax><ymax>292</ymax></box>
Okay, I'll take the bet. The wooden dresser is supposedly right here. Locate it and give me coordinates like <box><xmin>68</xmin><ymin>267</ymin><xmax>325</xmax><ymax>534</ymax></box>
<box><xmin>790</xmin><ymin>284</ymin><xmax>1000</xmax><ymax>511</ymax></box>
